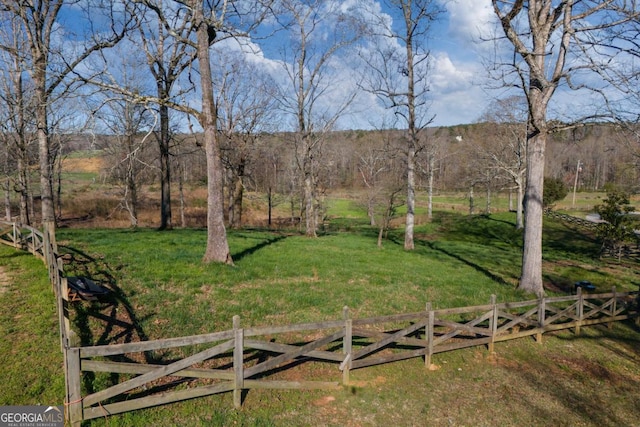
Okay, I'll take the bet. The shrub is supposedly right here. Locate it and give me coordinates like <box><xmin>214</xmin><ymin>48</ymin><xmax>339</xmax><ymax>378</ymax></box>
<box><xmin>543</xmin><ymin>177</ymin><xmax>568</xmax><ymax>208</ymax></box>
<box><xmin>594</xmin><ymin>191</ymin><xmax>639</xmax><ymax>260</ymax></box>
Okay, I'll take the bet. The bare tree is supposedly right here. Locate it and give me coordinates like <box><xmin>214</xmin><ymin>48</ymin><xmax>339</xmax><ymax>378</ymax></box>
<box><xmin>476</xmin><ymin>96</ymin><xmax>528</xmax><ymax>228</ymax></box>
<box><xmin>136</xmin><ymin>5</ymin><xmax>199</xmax><ymax>230</ymax></box>
<box><xmin>0</xmin><ymin>13</ymin><xmax>36</xmax><ymax>225</ymax></box>
<box><xmin>129</xmin><ymin>1</ymin><xmax>273</xmax><ymax>263</ymax></box>
<box><xmin>275</xmin><ymin>0</ymin><xmax>361</xmax><ymax>237</ymax></box>
<box><xmin>213</xmin><ymin>50</ymin><xmax>278</xmax><ymax>228</ymax></box>
<box><xmin>358</xmin><ymin>0</ymin><xmax>442</xmax><ymax>250</ymax></box>
<box><xmin>0</xmin><ymin>1</ymin><xmax>133</xmax><ymax>245</ymax></box>
<box><xmin>94</xmin><ymin>63</ymin><xmax>156</xmax><ymax>227</ymax></box>
<box><xmin>490</xmin><ymin>0</ymin><xmax>638</xmax><ymax>296</ymax></box>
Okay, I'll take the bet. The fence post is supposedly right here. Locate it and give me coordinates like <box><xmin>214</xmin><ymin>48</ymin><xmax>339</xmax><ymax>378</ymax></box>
<box><xmin>64</xmin><ymin>347</ymin><xmax>82</xmax><ymax>427</ymax></box>
<box><xmin>609</xmin><ymin>286</ymin><xmax>617</xmax><ymax>329</ymax></box>
<box><xmin>536</xmin><ymin>297</ymin><xmax>545</xmax><ymax>344</ymax></box>
<box><xmin>12</xmin><ymin>222</ymin><xmax>19</xmax><ymax>249</ymax></box>
<box><xmin>425</xmin><ymin>303</ymin><xmax>434</xmax><ymax>368</ymax></box>
<box><xmin>488</xmin><ymin>295</ymin><xmax>497</xmax><ymax>354</ymax></box>
<box><xmin>233</xmin><ymin>315</ymin><xmax>244</xmax><ymax>409</ymax></box>
<box><xmin>636</xmin><ymin>285</ymin><xmax>640</xmax><ymax>328</ymax></box>
<box><xmin>576</xmin><ymin>287</ymin><xmax>583</xmax><ymax>336</ymax></box>
<box><xmin>341</xmin><ymin>306</ymin><xmax>352</xmax><ymax>385</ymax></box>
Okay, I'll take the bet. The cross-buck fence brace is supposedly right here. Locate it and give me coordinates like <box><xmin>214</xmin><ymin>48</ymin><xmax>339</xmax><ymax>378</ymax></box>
<box><xmin>1</xmin><ymin>220</ymin><xmax>638</xmax><ymax>426</ymax></box>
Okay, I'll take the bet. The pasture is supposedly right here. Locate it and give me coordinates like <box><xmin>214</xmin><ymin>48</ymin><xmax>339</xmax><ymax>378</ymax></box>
<box><xmin>1</xmin><ymin>202</ymin><xmax>640</xmax><ymax>425</ymax></box>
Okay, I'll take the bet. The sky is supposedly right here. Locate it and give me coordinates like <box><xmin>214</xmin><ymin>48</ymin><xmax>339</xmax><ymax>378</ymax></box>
<box><xmin>427</xmin><ymin>0</ymin><xmax>497</xmax><ymax>127</ymax></box>
<box><xmin>241</xmin><ymin>0</ymin><xmax>501</xmax><ymax>130</ymax></box>
<box><xmin>50</xmin><ymin>0</ymin><xmax>503</xmax><ymax>132</ymax></box>
<box><xmin>32</xmin><ymin>0</ymin><xmax>637</xmax><ymax>134</ymax></box>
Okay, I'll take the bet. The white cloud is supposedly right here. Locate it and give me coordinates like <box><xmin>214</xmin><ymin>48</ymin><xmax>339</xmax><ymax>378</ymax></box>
<box><xmin>441</xmin><ymin>0</ymin><xmax>496</xmax><ymax>44</ymax></box>
<box><xmin>431</xmin><ymin>52</ymin><xmax>475</xmax><ymax>94</ymax></box>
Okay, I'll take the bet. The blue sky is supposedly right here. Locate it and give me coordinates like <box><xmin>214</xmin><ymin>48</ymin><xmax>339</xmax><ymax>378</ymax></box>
<box><xmin>55</xmin><ymin>0</ymin><xmax>500</xmax><ymax>131</ymax></box>
<box><xmin>50</xmin><ymin>0</ymin><xmax>633</xmax><ymax>133</ymax></box>
<box><xmin>238</xmin><ymin>0</ymin><xmax>500</xmax><ymax>130</ymax></box>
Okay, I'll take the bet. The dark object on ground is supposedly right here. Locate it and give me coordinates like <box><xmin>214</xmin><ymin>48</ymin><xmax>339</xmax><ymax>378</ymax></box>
<box><xmin>67</xmin><ymin>276</ymin><xmax>110</xmax><ymax>301</ymax></box>
<box><xmin>574</xmin><ymin>280</ymin><xmax>596</xmax><ymax>293</ymax></box>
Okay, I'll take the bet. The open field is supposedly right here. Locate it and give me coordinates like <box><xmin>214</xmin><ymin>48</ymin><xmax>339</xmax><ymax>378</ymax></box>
<box><xmin>2</xmin><ymin>205</ymin><xmax>640</xmax><ymax>425</ymax></box>
<box><xmin>1</xmin><ymin>152</ymin><xmax>639</xmax><ymax>425</ymax></box>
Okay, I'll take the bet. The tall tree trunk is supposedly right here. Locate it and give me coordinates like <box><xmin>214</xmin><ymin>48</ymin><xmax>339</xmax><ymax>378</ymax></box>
<box><xmin>17</xmin><ymin>155</ymin><xmax>30</xmax><ymax>225</ymax></box>
<box><xmin>36</xmin><ymin>80</ymin><xmax>56</xmax><ymax>245</ymax></box>
<box><xmin>178</xmin><ymin>160</ymin><xmax>186</xmax><ymax>228</ymax></box>
<box><xmin>304</xmin><ymin>169</ymin><xmax>316</xmax><ymax>237</ymax></box>
<box><xmin>196</xmin><ymin>10</ymin><xmax>232</xmax><ymax>265</ymax></box>
<box><xmin>230</xmin><ymin>160</ymin><xmax>245</xmax><ymax>229</ymax></box>
<box><xmin>126</xmin><ymin>151</ymin><xmax>138</xmax><ymax>227</ymax></box>
<box><xmin>404</xmin><ymin>140</ymin><xmax>415</xmax><ymax>250</ymax></box>
<box><xmin>519</xmin><ymin>127</ymin><xmax>545</xmax><ymax>296</ymax></box>
<box><xmin>516</xmin><ymin>174</ymin><xmax>524</xmax><ymax>229</ymax></box>
<box><xmin>267</xmin><ymin>186</ymin><xmax>273</xmax><ymax>227</ymax></box>
<box><xmin>403</xmin><ymin>5</ymin><xmax>417</xmax><ymax>251</ymax></box>
<box><xmin>469</xmin><ymin>186</ymin><xmax>474</xmax><ymax>215</ymax></box>
<box><xmin>486</xmin><ymin>183</ymin><xmax>491</xmax><ymax>214</ymax></box>
<box><xmin>3</xmin><ymin>179</ymin><xmax>10</xmax><ymax>221</ymax></box>
<box><xmin>427</xmin><ymin>153</ymin><xmax>434</xmax><ymax>220</ymax></box>
<box><xmin>158</xmin><ymin>102</ymin><xmax>172</xmax><ymax>230</ymax></box>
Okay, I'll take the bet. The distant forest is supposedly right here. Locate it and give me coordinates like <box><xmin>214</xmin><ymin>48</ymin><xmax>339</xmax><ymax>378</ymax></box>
<box><xmin>72</xmin><ymin>122</ymin><xmax>636</xmax><ymax>197</ymax></box>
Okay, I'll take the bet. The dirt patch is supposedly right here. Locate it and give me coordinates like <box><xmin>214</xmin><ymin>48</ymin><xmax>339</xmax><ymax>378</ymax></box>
<box><xmin>63</xmin><ymin>157</ymin><xmax>104</xmax><ymax>173</ymax></box>
<box><xmin>0</xmin><ymin>265</ymin><xmax>10</xmax><ymax>294</ymax></box>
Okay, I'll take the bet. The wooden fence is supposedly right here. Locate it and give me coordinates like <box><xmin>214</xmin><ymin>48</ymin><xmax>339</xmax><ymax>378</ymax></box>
<box><xmin>1</xmin><ymin>220</ymin><xmax>639</xmax><ymax>426</ymax></box>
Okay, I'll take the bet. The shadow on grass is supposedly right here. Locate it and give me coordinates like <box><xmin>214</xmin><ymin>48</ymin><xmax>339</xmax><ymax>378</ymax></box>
<box><xmin>513</xmin><ymin>322</ymin><xmax>640</xmax><ymax>426</ymax></box>
<box><xmin>420</xmin><ymin>240</ymin><xmax>513</xmax><ymax>287</ymax></box>
<box><xmin>232</xmin><ymin>233</ymin><xmax>288</xmax><ymax>262</ymax></box>
<box><xmin>60</xmin><ymin>245</ymin><xmax>151</xmax><ymax>345</ymax></box>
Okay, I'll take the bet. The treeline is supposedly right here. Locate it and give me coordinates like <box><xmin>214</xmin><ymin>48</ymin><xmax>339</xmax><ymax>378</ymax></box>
<box><xmin>65</xmin><ymin>121</ymin><xmax>634</xmax><ymax>224</ymax></box>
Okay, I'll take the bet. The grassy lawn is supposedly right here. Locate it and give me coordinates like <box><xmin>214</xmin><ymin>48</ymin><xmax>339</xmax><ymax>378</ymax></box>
<box><xmin>1</xmin><ymin>210</ymin><xmax>639</xmax><ymax>426</ymax></box>
<box><xmin>0</xmin><ymin>246</ymin><xmax>65</xmax><ymax>406</ymax></box>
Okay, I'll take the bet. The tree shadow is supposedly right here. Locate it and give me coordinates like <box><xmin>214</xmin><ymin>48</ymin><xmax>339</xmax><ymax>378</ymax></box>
<box><xmin>59</xmin><ymin>245</ymin><xmax>152</xmax><ymax>351</ymax></box>
<box><xmin>420</xmin><ymin>240</ymin><xmax>513</xmax><ymax>287</ymax></box>
<box><xmin>231</xmin><ymin>234</ymin><xmax>288</xmax><ymax>262</ymax></box>
<box><xmin>511</xmin><ymin>323</ymin><xmax>640</xmax><ymax>426</ymax></box>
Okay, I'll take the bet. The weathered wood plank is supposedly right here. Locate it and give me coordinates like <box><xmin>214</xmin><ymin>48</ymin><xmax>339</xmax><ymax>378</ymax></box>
<box><xmin>434</xmin><ymin>304</ymin><xmax>494</xmax><ymax>316</ymax></box>
<box><xmin>65</xmin><ymin>348</ymin><xmax>83</xmax><ymax>426</ymax></box>
<box><xmin>495</xmin><ymin>307</ymin><xmax>540</xmax><ymax>333</ymax></box>
<box><xmin>81</xmin><ymin>360</ymin><xmax>235</xmax><ymax>380</ymax></box>
<box><xmin>351</xmin><ymin>320</ymin><xmax>427</xmax><ymax>361</ymax></box>
<box><xmin>432</xmin><ymin>311</ymin><xmax>492</xmax><ymax>346</ymax></box>
<box><xmin>351</xmin><ymin>348</ymin><xmax>426</xmax><ymax>370</ymax></box>
<box><xmin>433</xmin><ymin>336</ymin><xmax>493</xmax><ymax>353</ymax></box>
<box><xmin>244</xmin><ymin>339</ymin><xmax>344</xmax><ymax>362</ymax></box>
<box><xmin>233</xmin><ymin>316</ymin><xmax>243</xmax><ymax>409</ymax></box>
<box><xmin>543</xmin><ymin>303</ymin><xmax>579</xmax><ymax>326</ymax></box>
<box><xmin>493</xmin><ymin>328</ymin><xmax>541</xmax><ymax>342</ymax></box>
<box><xmin>243</xmin><ymin>380</ymin><xmax>340</xmax><ymax>390</ymax></box>
<box><xmin>243</xmin><ymin>330</ymin><xmax>343</xmax><ymax>379</ymax></box>
<box><xmin>83</xmin><ymin>339</ymin><xmax>235</xmax><ymax>407</ymax></box>
<box><xmin>83</xmin><ymin>382</ymin><xmax>235</xmax><ymax>420</ymax></box>
<box><xmin>242</xmin><ymin>320</ymin><xmax>344</xmax><ymax>337</ymax></box>
<box><xmin>351</xmin><ymin>311</ymin><xmax>426</xmax><ymax>326</ymax></box>
<box><xmin>79</xmin><ymin>330</ymin><xmax>235</xmax><ymax>357</ymax></box>
<box><xmin>351</xmin><ymin>328</ymin><xmax>426</xmax><ymax>348</ymax></box>
<box><xmin>435</xmin><ymin>315</ymin><xmax>492</xmax><ymax>337</ymax></box>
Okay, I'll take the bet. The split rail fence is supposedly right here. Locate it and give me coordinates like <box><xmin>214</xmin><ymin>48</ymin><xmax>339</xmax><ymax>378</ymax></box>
<box><xmin>1</xmin><ymin>220</ymin><xmax>639</xmax><ymax>426</ymax></box>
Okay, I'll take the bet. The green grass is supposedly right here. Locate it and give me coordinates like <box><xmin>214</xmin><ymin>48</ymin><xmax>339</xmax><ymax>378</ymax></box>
<box><xmin>0</xmin><ymin>246</ymin><xmax>65</xmax><ymax>406</ymax></box>
<box><xmin>2</xmin><ymin>210</ymin><xmax>640</xmax><ymax>426</ymax></box>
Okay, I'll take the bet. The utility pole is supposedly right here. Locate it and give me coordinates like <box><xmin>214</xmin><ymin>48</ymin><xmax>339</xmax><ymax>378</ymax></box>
<box><xmin>572</xmin><ymin>160</ymin><xmax>582</xmax><ymax>208</ymax></box>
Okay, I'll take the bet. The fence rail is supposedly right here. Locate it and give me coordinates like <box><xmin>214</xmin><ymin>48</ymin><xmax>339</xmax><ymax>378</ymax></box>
<box><xmin>0</xmin><ymin>220</ymin><xmax>638</xmax><ymax>426</ymax></box>
<box><xmin>66</xmin><ymin>288</ymin><xmax>638</xmax><ymax>423</ymax></box>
